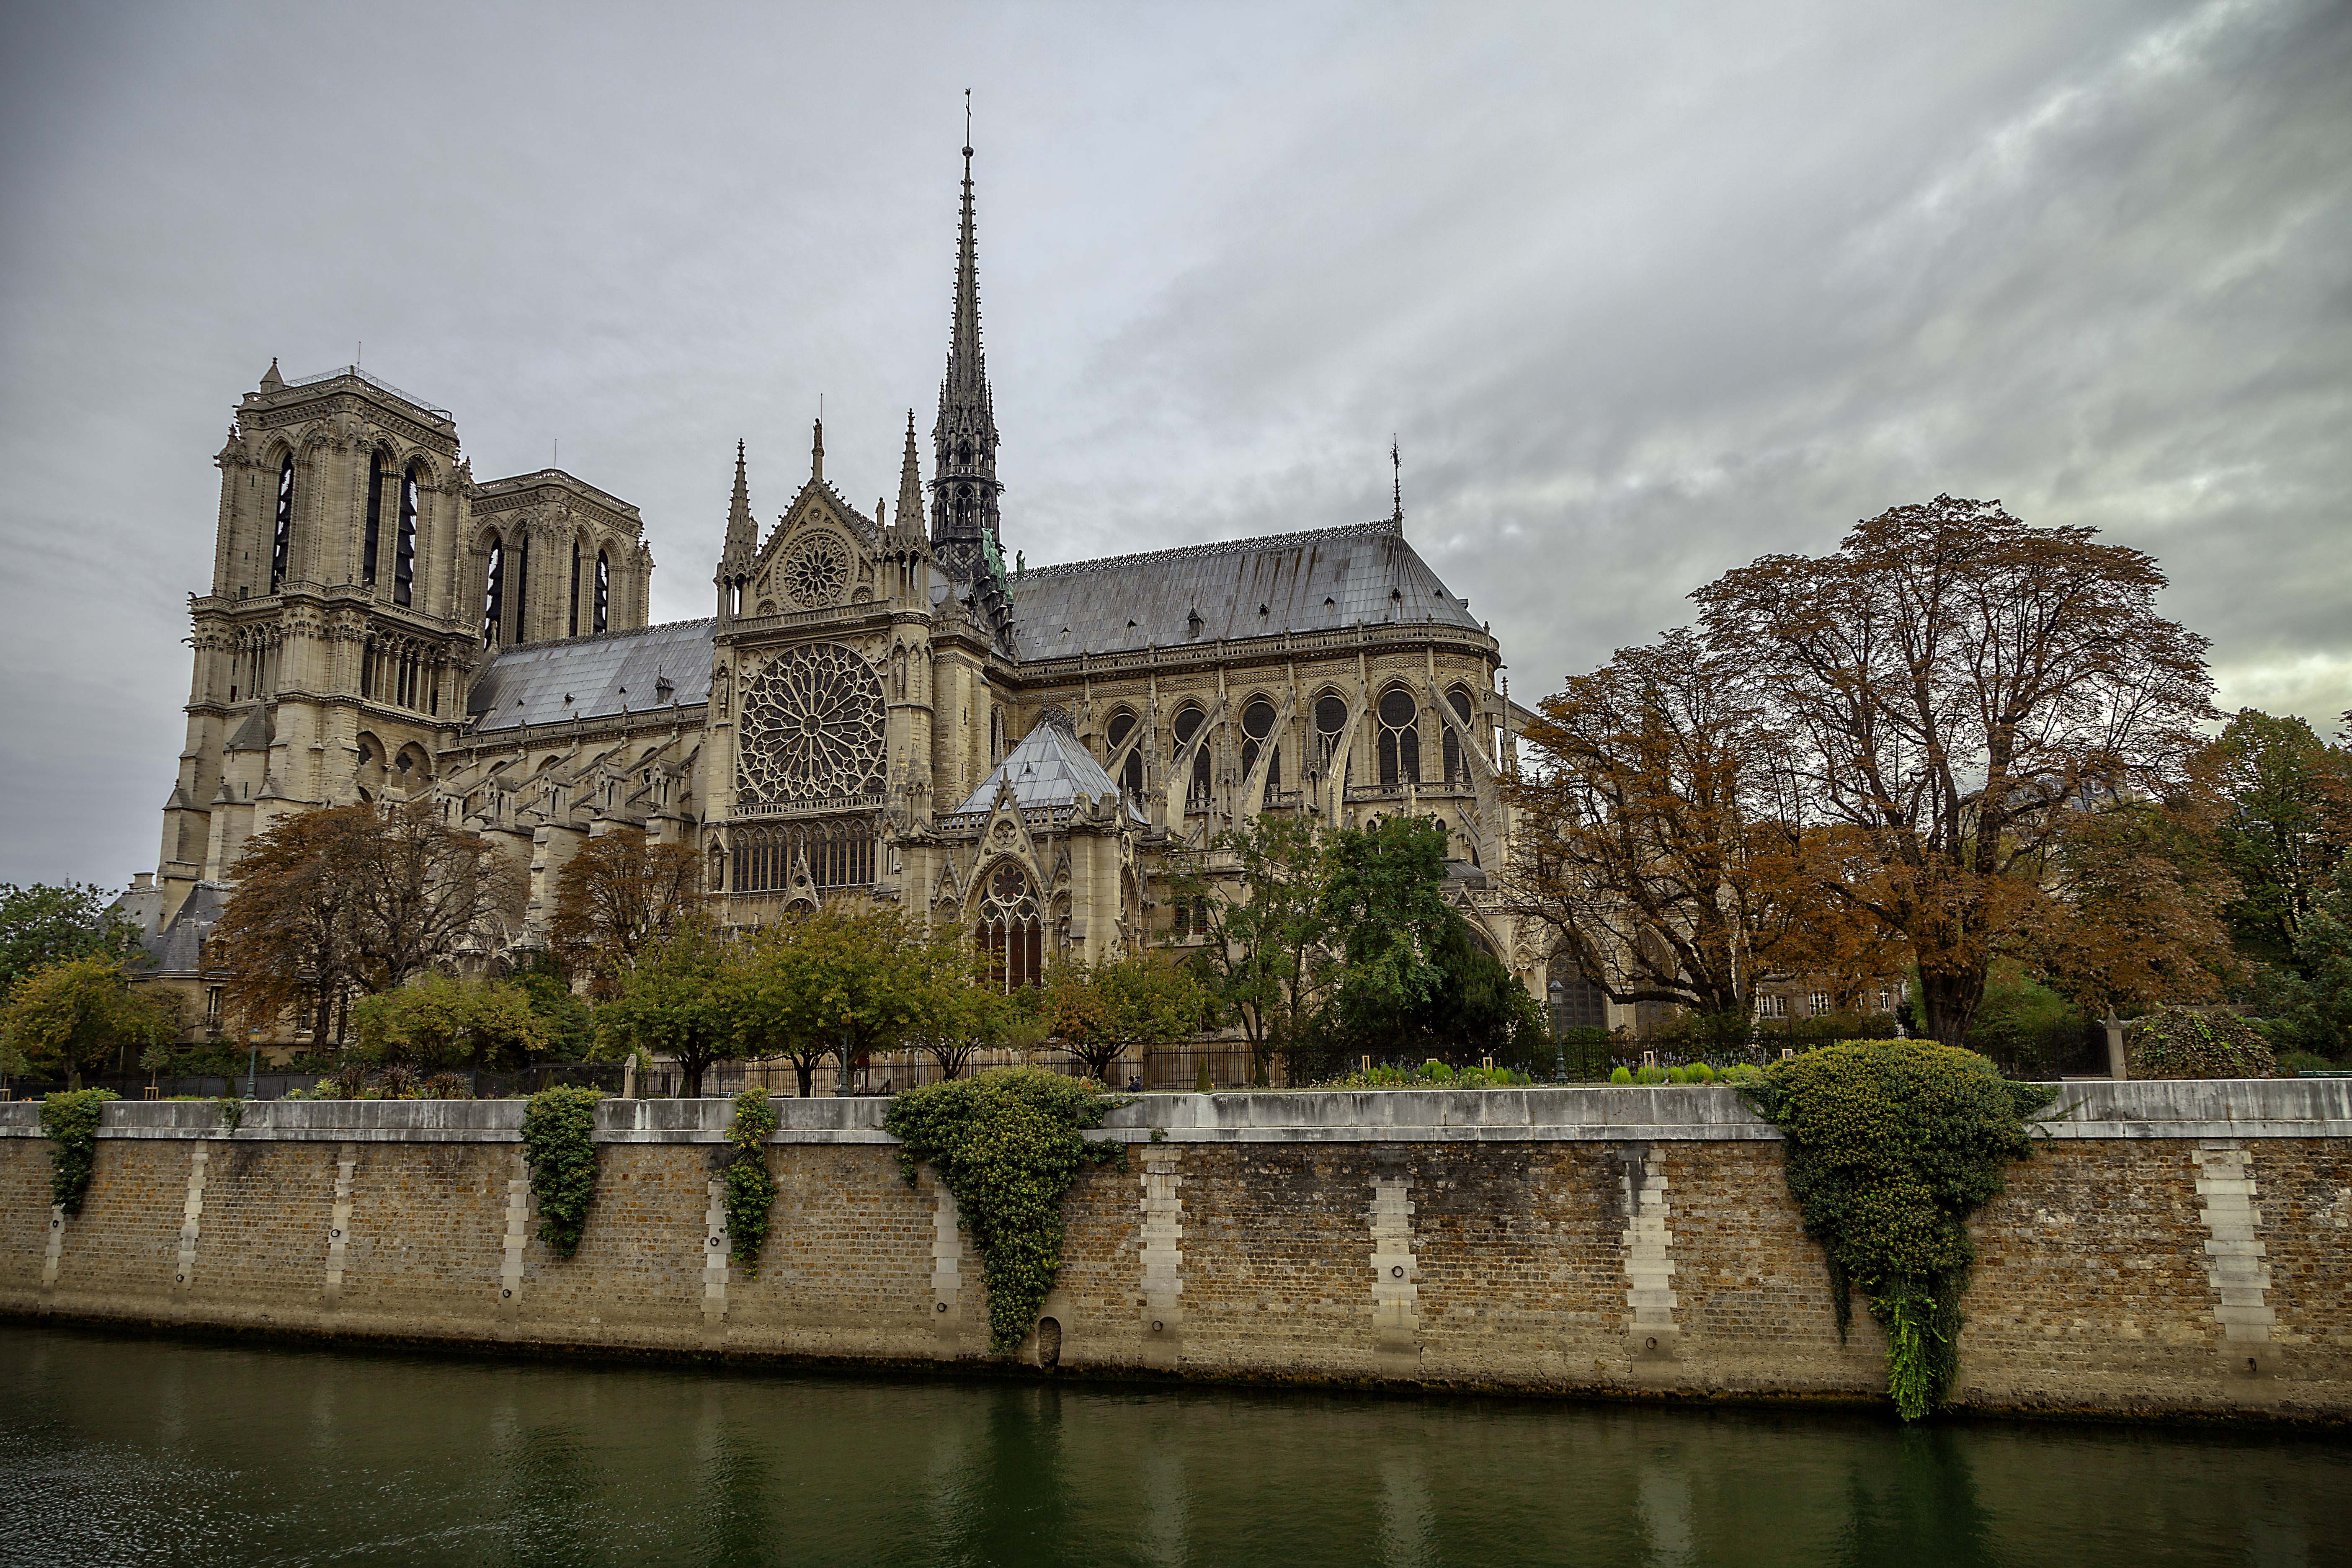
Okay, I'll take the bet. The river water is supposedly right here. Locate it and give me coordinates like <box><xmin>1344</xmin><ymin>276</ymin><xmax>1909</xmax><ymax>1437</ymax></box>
<box><xmin>0</xmin><ymin>1325</ymin><xmax>2342</xmax><ymax>1566</ymax></box>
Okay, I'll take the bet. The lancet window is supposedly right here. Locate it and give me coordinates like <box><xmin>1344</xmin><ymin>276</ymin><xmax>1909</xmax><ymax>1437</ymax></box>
<box><xmin>481</xmin><ymin>537</ymin><xmax>505</xmax><ymax>647</ymax></box>
<box><xmin>394</xmin><ymin>466</ymin><xmax>419</xmax><ymax>607</ymax></box>
<box><xmin>728</xmin><ymin>817</ymin><xmax>877</xmax><ymax>894</ymax></box>
<box><xmin>1106</xmin><ymin>710</ymin><xmax>1145</xmax><ymax>802</ymax></box>
<box><xmin>1172</xmin><ymin>704</ymin><xmax>1211</xmax><ymax>812</ymax></box>
<box><xmin>976</xmin><ymin>861</ymin><xmax>1042</xmax><ymax>991</ymax></box>
<box><xmin>1376</xmin><ymin>686</ymin><xmax>1419</xmax><ymax>788</ymax></box>
<box><xmin>595</xmin><ymin>550</ymin><xmax>610</xmax><ymax>633</ymax></box>
<box><xmin>1313</xmin><ymin>693</ymin><xmax>1349</xmax><ymax>776</ymax></box>
<box><xmin>568</xmin><ymin>539</ymin><xmax>582</xmax><ymax>637</ymax></box>
<box><xmin>1240</xmin><ymin>697</ymin><xmax>1280</xmax><ymax>795</ymax></box>
<box><xmin>269</xmin><ymin>454</ymin><xmax>294</xmax><ymax>591</ymax></box>
<box><xmin>362</xmin><ymin>451</ymin><xmax>384</xmax><ymax>586</ymax></box>
<box><xmin>1444</xmin><ymin>685</ymin><xmax>1474</xmax><ymax>785</ymax></box>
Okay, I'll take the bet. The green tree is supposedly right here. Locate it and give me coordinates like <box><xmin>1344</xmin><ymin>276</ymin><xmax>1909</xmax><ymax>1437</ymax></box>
<box><xmin>2</xmin><ymin>956</ymin><xmax>180</xmax><ymax>1088</ymax></box>
<box><xmin>2189</xmin><ymin>710</ymin><xmax>2352</xmax><ymax>965</ymax></box>
<box><xmin>1168</xmin><ymin>813</ymin><xmax>1328</xmax><ymax>1085</ymax></box>
<box><xmin>510</xmin><ymin>953</ymin><xmax>596</xmax><ymax>1061</ymax></box>
<box><xmin>347</xmin><ymin>973</ymin><xmax>548</xmax><ymax>1070</ymax></box>
<box><xmin>0</xmin><ymin>883</ymin><xmax>141</xmax><ymax>1003</ymax></box>
<box><xmin>1034</xmin><ymin>951</ymin><xmax>1208</xmax><ymax>1082</ymax></box>
<box><xmin>596</xmin><ymin>919</ymin><xmax>738</xmax><ymax>1096</ymax></box>
<box><xmin>723</xmin><ymin>903</ymin><xmax>957</xmax><ymax>1095</ymax></box>
<box><xmin>2252</xmin><ymin>872</ymin><xmax>2352</xmax><ymax>1060</ymax></box>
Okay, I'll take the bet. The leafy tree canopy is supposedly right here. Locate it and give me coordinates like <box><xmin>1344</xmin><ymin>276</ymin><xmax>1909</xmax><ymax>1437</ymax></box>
<box><xmin>0</xmin><ymin>882</ymin><xmax>141</xmax><ymax>1003</ymax></box>
<box><xmin>2</xmin><ymin>956</ymin><xmax>180</xmax><ymax>1087</ymax></box>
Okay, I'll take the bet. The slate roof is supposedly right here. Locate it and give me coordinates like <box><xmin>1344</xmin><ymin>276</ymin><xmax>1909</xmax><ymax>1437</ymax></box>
<box><xmin>952</xmin><ymin>714</ymin><xmax>1145</xmax><ymax>820</ymax></box>
<box><xmin>1003</xmin><ymin>518</ymin><xmax>1481</xmax><ymax>662</ymax></box>
<box><xmin>467</xmin><ymin>619</ymin><xmax>716</xmax><ymax>733</ymax></box>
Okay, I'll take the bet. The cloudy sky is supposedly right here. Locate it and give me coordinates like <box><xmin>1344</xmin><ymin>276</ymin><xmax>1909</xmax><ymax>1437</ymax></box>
<box><xmin>2</xmin><ymin>0</ymin><xmax>2345</xmax><ymax>887</ymax></box>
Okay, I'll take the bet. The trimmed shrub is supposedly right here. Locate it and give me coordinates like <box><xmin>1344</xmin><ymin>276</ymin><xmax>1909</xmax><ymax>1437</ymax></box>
<box><xmin>2129</xmin><ymin>1008</ymin><xmax>2276</xmax><ymax>1080</ymax></box>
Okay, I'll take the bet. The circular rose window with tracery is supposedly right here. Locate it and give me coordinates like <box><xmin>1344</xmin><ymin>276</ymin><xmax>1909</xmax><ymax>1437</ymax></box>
<box><xmin>780</xmin><ymin>535</ymin><xmax>848</xmax><ymax>609</ymax></box>
<box><xmin>735</xmin><ymin>641</ymin><xmax>886</xmax><ymax>804</ymax></box>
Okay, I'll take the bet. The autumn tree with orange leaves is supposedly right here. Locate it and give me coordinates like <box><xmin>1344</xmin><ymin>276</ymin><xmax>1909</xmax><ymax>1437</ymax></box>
<box><xmin>1693</xmin><ymin>496</ymin><xmax>2218</xmax><ymax>1047</ymax></box>
<box><xmin>1506</xmin><ymin>628</ymin><xmax>1822</xmax><ymax>1018</ymax></box>
<box><xmin>209</xmin><ymin>802</ymin><xmax>527</xmax><ymax>1042</ymax></box>
<box><xmin>547</xmin><ymin>827</ymin><xmax>702</xmax><ymax>986</ymax></box>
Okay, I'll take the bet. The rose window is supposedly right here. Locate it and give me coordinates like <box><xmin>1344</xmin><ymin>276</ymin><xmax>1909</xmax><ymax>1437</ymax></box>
<box><xmin>780</xmin><ymin>535</ymin><xmax>848</xmax><ymax>609</ymax></box>
<box><xmin>735</xmin><ymin>641</ymin><xmax>887</xmax><ymax>805</ymax></box>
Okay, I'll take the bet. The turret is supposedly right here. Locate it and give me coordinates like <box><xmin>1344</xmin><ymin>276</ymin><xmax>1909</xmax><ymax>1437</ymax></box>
<box><xmin>717</xmin><ymin>440</ymin><xmax>755</xmax><ymax>623</ymax></box>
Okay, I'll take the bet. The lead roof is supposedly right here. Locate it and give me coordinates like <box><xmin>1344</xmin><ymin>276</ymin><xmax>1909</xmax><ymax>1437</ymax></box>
<box><xmin>1002</xmin><ymin>518</ymin><xmax>1480</xmax><ymax>662</ymax></box>
<box><xmin>461</xmin><ymin>519</ymin><xmax>1481</xmax><ymax>731</ymax></box>
<box><xmin>467</xmin><ymin>618</ymin><xmax>717</xmax><ymax>733</ymax></box>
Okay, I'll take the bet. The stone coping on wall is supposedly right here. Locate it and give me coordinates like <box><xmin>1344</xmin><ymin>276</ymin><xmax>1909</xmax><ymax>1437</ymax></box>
<box><xmin>2</xmin><ymin>1078</ymin><xmax>2345</xmax><ymax>1145</ymax></box>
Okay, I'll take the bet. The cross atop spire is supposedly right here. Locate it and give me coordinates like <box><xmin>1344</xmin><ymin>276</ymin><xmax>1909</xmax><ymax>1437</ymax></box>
<box><xmin>1391</xmin><ymin>436</ymin><xmax>1403</xmax><ymax>527</ymax></box>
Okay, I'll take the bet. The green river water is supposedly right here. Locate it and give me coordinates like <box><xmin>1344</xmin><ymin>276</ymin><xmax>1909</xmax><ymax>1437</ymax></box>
<box><xmin>0</xmin><ymin>1324</ymin><xmax>2342</xmax><ymax>1566</ymax></box>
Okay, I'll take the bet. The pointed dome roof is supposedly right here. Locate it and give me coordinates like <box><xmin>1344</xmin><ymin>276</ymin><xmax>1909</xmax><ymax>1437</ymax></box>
<box><xmin>953</xmin><ymin>709</ymin><xmax>1142</xmax><ymax>819</ymax></box>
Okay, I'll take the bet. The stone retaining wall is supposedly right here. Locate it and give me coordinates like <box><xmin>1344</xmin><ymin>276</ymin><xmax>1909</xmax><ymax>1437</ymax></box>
<box><xmin>3</xmin><ymin>1082</ymin><xmax>2346</xmax><ymax>1419</ymax></box>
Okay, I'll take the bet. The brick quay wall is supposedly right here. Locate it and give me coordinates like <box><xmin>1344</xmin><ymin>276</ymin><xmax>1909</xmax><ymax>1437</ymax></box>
<box><xmin>3</xmin><ymin>1083</ymin><xmax>2346</xmax><ymax>1421</ymax></box>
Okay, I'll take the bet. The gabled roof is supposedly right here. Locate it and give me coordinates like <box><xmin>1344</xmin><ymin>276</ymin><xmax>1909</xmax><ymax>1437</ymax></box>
<box><xmin>953</xmin><ymin>712</ymin><xmax>1144</xmax><ymax>819</ymax></box>
<box><xmin>1003</xmin><ymin>518</ymin><xmax>1481</xmax><ymax>661</ymax></box>
<box><xmin>467</xmin><ymin>619</ymin><xmax>716</xmax><ymax>733</ymax></box>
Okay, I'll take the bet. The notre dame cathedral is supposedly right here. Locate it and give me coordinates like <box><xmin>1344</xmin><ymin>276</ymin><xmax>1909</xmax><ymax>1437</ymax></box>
<box><xmin>126</xmin><ymin>143</ymin><xmax>1587</xmax><ymax>1039</ymax></box>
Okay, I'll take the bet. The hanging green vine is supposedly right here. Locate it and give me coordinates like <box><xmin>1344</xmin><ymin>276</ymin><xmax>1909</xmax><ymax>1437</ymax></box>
<box><xmin>724</xmin><ymin>1089</ymin><xmax>780</xmax><ymax>1277</ymax></box>
<box><xmin>520</xmin><ymin>1086</ymin><xmax>605</xmax><ymax>1259</ymax></box>
<box><xmin>1738</xmin><ymin>1042</ymin><xmax>2053</xmax><ymax>1420</ymax></box>
<box><xmin>883</xmin><ymin>1068</ymin><xmax>1127</xmax><ymax>1355</ymax></box>
<box><xmin>39</xmin><ymin>1088</ymin><xmax>118</xmax><ymax>1215</ymax></box>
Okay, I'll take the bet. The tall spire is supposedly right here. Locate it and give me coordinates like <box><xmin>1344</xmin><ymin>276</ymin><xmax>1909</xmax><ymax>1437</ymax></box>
<box><xmin>895</xmin><ymin>410</ymin><xmax>926</xmax><ymax>540</ymax></box>
<box><xmin>930</xmin><ymin>99</ymin><xmax>1003</xmax><ymax>587</ymax></box>
<box><xmin>1391</xmin><ymin>435</ymin><xmax>1403</xmax><ymax>527</ymax></box>
<box><xmin>723</xmin><ymin>440</ymin><xmax>756</xmax><ymax>567</ymax></box>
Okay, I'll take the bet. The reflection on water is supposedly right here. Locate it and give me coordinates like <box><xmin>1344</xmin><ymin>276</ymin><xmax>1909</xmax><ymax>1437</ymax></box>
<box><xmin>0</xmin><ymin>1323</ymin><xmax>2344</xmax><ymax>1567</ymax></box>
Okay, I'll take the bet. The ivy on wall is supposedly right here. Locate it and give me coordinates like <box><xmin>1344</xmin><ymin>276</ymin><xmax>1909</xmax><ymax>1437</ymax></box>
<box><xmin>1739</xmin><ymin>1042</ymin><xmax>2053</xmax><ymax>1419</ymax></box>
<box><xmin>883</xmin><ymin>1068</ymin><xmax>1126</xmax><ymax>1355</ymax></box>
<box><xmin>520</xmin><ymin>1087</ymin><xmax>606</xmax><ymax>1258</ymax></box>
<box><xmin>39</xmin><ymin>1088</ymin><xmax>117</xmax><ymax>1214</ymax></box>
<box><xmin>724</xmin><ymin>1089</ymin><xmax>779</xmax><ymax>1277</ymax></box>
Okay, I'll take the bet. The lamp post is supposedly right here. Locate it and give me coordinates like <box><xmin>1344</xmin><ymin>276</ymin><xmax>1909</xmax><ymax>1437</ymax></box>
<box><xmin>246</xmin><ymin>1026</ymin><xmax>261</xmax><ymax>1101</ymax></box>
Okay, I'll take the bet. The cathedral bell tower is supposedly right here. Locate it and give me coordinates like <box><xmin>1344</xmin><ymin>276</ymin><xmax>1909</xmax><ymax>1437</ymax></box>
<box><xmin>928</xmin><ymin>136</ymin><xmax>1014</xmax><ymax>650</ymax></box>
<box><xmin>159</xmin><ymin>362</ymin><xmax>475</xmax><ymax>922</ymax></box>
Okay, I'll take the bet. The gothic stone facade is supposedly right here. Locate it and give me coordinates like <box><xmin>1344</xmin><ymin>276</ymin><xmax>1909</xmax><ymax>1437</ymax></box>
<box><xmin>129</xmin><ymin>150</ymin><xmax>1584</xmax><ymax>1039</ymax></box>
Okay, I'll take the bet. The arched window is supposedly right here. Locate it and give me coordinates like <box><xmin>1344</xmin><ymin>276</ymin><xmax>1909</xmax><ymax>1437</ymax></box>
<box><xmin>394</xmin><ymin>466</ymin><xmax>419</xmax><ymax>607</ymax></box>
<box><xmin>976</xmin><ymin>861</ymin><xmax>1042</xmax><ymax>991</ymax></box>
<box><xmin>568</xmin><ymin>539</ymin><xmax>582</xmax><ymax>637</ymax></box>
<box><xmin>480</xmin><ymin>536</ymin><xmax>505</xmax><ymax>647</ymax></box>
<box><xmin>1549</xmin><ymin>970</ymin><xmax>1609</xmax><ymax>1032</ymax></box>
<box><xmin>594</xmin><ymin>549</ymin><xmax>610</xmax><ymax>633</ymax></box>
<box><xmin>990</xmin><ymin>707</ymin><xmax>1004</xmax><ymax>763</ymax></box>
<box><xmin>1240</xmin><ymin>696</ymin><xmax>1280</xmax><ymax>795</ymax></box>
<box><xmin>270</xmin><ymin>454</ymin><xmax>294</xmax><ymax>591</ymax></box>
<box><xmin>1104</xmin><ymin>710</ymin><xmax>1146</xmax><ymax>803</ymax></box>
<box><xmin>1171</xmin><ymin>704</ymin><xmax>1210</xmax><ymax>812</ymax></box>
<box><xmin>1444</xmin><ymin>685</ymin><xmax>1474</xmax><ymax>785</ymax></box>
<box><xmin>362</xmin><ymin>451</ymin><xmax>384</xmax><ymax>586</ymax></box>
<box><xmin>1377</xmin><ymin>687</ymin><xmax>1419</xmax><ymax>788</ymax></box>
<box><xmin>513</xmin><ymin>534</ymin><xmax>531</xmax><ymax>643</ymax></box>
<box><xmin>1313</xmin><ymin>693</ymin><xmax>1349</xmax><ymax>776</ymax></box>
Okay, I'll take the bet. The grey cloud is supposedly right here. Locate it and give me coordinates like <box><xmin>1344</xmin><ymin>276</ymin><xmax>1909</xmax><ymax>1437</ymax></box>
<box><xmin>1</xmin><ymin>0</ymin><xmax>2344</xmax><ymax>884</ymax></box>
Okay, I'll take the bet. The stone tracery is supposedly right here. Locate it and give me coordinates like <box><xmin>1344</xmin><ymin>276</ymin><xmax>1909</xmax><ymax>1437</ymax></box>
<box><xmin>734</xmin><ymin>640</ymin><xmax>887</xmax><ymax>805</ymax></box>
